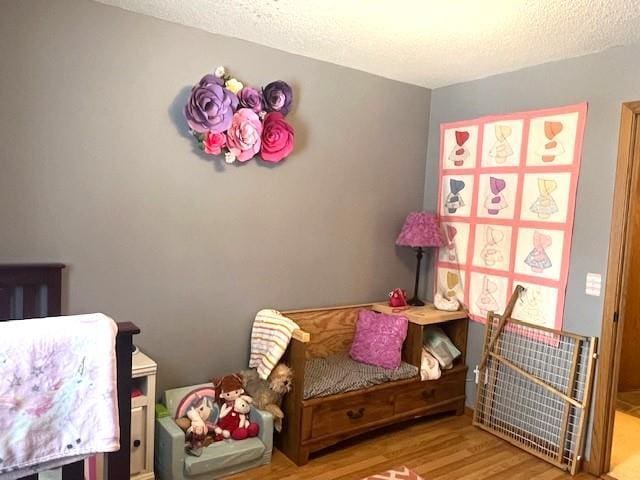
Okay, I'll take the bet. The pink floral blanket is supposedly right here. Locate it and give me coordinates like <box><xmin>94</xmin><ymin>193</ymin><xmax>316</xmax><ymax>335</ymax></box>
<box><xmin>0</xmin><ymin>314</ymin><xmax>120</xmax><ymax>479</ymax></box>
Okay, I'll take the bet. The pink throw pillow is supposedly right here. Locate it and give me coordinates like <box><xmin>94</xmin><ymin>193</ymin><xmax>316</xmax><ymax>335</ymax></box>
<box><xmin>349</xmin><ymin>309</ymin><xmax>408</xmax><ymax>369</ymax></box>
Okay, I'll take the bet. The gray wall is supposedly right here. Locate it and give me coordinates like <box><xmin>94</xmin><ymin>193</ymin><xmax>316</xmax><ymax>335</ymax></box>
<box><xmin>0</xmin><ymin>0</ymin><xmax>431</xmax><ymax>393</ymax></box>
<box><xmin>424</xmin><ymin>42</ymin><xmax>640</xmax><ymax>456</ymax></box>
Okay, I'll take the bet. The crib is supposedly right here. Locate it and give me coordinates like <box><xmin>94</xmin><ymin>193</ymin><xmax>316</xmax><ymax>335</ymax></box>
<box><xmin>0</xmin><ymin>263</ymin><xmax>139</xmax><ymax>480</ymax></box>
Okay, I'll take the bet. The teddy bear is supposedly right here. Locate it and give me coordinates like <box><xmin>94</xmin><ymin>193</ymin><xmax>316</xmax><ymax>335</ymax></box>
<box><xmin>213</xmin><ymin>395</ymin><xmax>259</xmax><ymax>441</ymax></box>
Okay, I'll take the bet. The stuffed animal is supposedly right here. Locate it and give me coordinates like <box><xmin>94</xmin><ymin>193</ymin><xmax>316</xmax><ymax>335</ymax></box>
<box><xmin>212</xmin><ymin>373</ymin><xmax>245</xmax><ymax>407</ymax></box>
<box><xmin>184</xmin><ymin>397</ymin><xmax>214</xmax><ymax>456</ymax></box>
<box><xmin>213</xmin><ymin>395</ymin><xmax>259</xmax><ymax>441</ymax></box>
<box><xmin>241</xmin><ymin>364</ymin><xmax>293</xmax><ymax>432</ymax></box>
<box><xmin>388</xmin><ymin>288</ymin><xmax>408</xmax><ymax>308</ymax></box>
<box><xmin>434</xmin><ymin>291</ymin><xmax>460</xmax><ymax>312</ymax></box>
<box><xmin>173</xmin><ymin>386</ymin><xmax>217</xmax><ymax>433</ymax></box>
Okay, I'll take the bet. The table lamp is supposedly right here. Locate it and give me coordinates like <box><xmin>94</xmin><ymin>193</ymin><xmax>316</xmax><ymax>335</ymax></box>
<box><xmin>395</xmin><ymin>211</ymin><xmax>444</xmax><ymax>306</ymax></box>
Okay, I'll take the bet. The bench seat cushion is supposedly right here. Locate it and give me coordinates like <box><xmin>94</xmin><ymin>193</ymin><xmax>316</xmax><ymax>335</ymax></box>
<box><xmin>303</xmin><ymin>352</ymin><xmax>418</xmax><ymax>400</ymax></box>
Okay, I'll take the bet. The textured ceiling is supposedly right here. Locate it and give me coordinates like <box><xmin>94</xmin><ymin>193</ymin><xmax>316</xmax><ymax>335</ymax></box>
<box><xmin>95</xmin><ymin>0</ymin><xmax>640</xmax><ymax>88</ymax></box>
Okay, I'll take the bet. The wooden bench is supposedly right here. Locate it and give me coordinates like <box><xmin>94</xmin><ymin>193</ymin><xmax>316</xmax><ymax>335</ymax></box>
<box><xmin>276</xmin><ymin>302</ymin><xmax>468</xmax><ymax>465</ymax></box>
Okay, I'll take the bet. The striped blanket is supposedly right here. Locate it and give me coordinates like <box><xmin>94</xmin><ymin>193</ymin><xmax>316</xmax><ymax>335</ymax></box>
<box><xmin>249</xmin><ymin>309</ymin><xmax>299</xmax><ymax>380</ymax></box>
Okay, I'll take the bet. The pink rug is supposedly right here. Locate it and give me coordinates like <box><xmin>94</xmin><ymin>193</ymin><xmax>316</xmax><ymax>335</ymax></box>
<box><xmin>362</xmin><ymin>466</ymin><xmax>425</xmax><ymax>480</ymax></box>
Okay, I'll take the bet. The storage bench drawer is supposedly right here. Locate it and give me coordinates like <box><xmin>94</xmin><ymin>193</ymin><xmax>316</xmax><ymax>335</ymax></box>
<box><xmin>311</xmin><ymin>390</ymin><xmax>394</xmax><ymax>438</ymax></box>
<box><xmin>394</xmin><ymin>370</ymin><xmax>465</xmax><ymax>414</ymax></box>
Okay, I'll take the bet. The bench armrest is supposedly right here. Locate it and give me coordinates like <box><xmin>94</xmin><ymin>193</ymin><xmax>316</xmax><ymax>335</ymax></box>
<box><xmin>293</xmin><ymin>328</ymin><xmax>310</xmax><ymax>343</ymax></box>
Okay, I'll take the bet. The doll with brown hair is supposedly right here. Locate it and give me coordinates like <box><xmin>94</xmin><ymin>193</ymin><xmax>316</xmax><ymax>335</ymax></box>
<box><xmin>212</xmin><ymin>373</ymin><xmax>245</xmax><ymax>407</ymax></box>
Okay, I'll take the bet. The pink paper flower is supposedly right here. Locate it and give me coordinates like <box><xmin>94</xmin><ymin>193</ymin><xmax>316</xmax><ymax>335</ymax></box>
<box><xmin>226</xmin><ymin>108</ymin><xmax>263</xmax><ymax>162</ymax></box>
<box><xmin>202</xmin><ymin>132</ymin><xmax>226</xmax><ymax>155</ymax></box>
<box><xmin>260</xmin><ymin>112</ymin><xmax>294</xmax><ymax>163</ymax></box>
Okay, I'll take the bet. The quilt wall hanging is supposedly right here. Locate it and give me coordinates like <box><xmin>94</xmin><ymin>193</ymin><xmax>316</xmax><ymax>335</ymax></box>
<box><xmin>435</xmin><ymin>102</ymin><xmax>587</xmax><ymax>329</ymax></box>
<box><xmin>184</xmin><ymin>66</ymin><xmax>295</xmax><ymax>165</ymax></box>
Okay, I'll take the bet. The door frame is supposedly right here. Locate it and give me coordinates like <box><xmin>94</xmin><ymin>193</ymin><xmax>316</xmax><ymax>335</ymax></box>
<box><xmin>587</xmin><ymin>101</ymin><xmax>640</xmax><ymax>476</ymax></box>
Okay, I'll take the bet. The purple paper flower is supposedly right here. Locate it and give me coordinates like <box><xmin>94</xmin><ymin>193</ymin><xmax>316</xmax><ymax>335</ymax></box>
<box><xmin>238</xmin><ymin>87</ymin><xmax>263</xmax><ymax>113</ymax></box>
<box><xmin>184</xmin><ymin>74</ymin><xmax>238</xmax><ymax>134</ymax></box>
<box><xmin>262</xmin><ymin>81</ymin><xmax>293</xmax><ymax>116</ymax></box>
<box><xmin>199</xmin><ymin>74</ymin><xmax>223</xmax><ymax>88</ymax></box>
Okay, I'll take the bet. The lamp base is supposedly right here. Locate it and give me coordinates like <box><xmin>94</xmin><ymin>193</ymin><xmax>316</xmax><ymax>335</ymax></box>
<box><xmin>407</xmin><ymin>297</ymin><xmax>425</xmax><ymax>307</ymax></box>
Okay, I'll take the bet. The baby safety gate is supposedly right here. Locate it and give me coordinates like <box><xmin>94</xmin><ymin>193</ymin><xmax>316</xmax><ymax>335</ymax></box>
<box><xmin>473</xmin><ymin>285</ymin><xmax>597</xmax><ymax>475</ymax></box>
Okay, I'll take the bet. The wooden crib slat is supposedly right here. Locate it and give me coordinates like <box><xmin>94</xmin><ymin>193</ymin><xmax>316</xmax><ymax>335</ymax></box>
<box><xmin>44</xmin><ymin>267</ymin><xmax>62</xmax><ymax>317</ymax></box>
<box><xmin>61</xmin><ymin>460</ymin><xmax>84</xmax><ymax>479</ymax></box>
<box><xmin>0</xmin><ymin>288</ymin><xmax>11</xmax><ymax>320</ymax></box>
<box><xmin>22</xmin><ymin>284</ymin><xmax>39</xmax><ymax>319</ymax></box>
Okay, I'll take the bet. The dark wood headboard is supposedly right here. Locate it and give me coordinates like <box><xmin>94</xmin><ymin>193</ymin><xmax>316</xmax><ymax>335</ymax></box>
<box><xmin>0</xmin><ymin>263</ymin><xmax>64</xmax><ymax>320</ymax></box>
<box><xmin>0</xmin><ymin>264</ymin><xmax>139</xmax><ymax>480</ymax></box>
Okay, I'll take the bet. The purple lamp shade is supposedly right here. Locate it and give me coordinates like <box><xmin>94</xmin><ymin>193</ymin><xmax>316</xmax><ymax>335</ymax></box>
<box><xmin>395</xmin><ymin>212</ymin><xmax>444</xmax><ymax>248</ymax></box>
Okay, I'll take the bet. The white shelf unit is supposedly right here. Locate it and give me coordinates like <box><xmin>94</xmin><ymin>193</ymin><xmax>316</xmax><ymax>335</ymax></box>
<box><xmin>130</xmin><ymin>349</ymin><xmax>157</xmax><ymax>480</ymax></box>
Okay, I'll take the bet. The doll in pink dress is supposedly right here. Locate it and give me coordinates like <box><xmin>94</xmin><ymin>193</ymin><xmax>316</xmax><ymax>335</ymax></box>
<box><xmin>480</xmin><ymin>226</ymin><xmax>504</xmax><ymax>267</ymax></box>
<box><xmin>484</xmin><ymin>177</ymin><xmax>508</xmax><ymax>215</ymax></box>
<box><xmin>448</xmin><ymin>130</ymin><xmax>471</xmax><ymax>167</ymax></box>
<box><xmin>476</xmin><ymin>276</ymin><xmax>499</xmax><ymax>316</ymax></box>
<box><xmin>488</xmin><ymin>125</ymin><xmax>514</xmax><ymax>164</ymax></box>
<box><xmin>524</xmin><ymin>231</ymin><xmax>552</xmax><ymax>273</ymax></box>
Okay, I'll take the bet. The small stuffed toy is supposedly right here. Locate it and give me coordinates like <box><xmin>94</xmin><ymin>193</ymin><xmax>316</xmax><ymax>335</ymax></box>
<box><xmin>241</xmin><ymin>364</ymin><xmax>293</xmax><ymax>432</ymax></box>
<box><xmin>213</xmin><ymin>373</ymin><xmax>245</xmax><ymax>407</ymax></box>
<box><xmin>214</xmin><ymin>395</ymin><xmax>259</xmax><ymax>441</ymax></box>
<box><xmin>388</xmin><ymin>288</ymin><xmax>408</xmax><ymax>308</ymax></box>
<box><xmin>184</xmin><ymin>397</ymin><xmax>214</xmax><ymax>456</ymax></box>
<box><xmin>434</xmin><ymin>291</ymin><xmax>460</xmax><ymax>312</ymax></box>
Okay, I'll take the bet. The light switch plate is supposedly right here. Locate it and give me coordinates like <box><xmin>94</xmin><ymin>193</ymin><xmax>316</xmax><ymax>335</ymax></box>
<box><xmin>586</xmin><ymin>273</ymin><xmax>602</xmax><ymax>296</ymax></box>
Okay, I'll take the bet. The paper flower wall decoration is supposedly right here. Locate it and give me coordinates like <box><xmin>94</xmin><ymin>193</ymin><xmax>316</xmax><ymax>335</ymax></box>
<box><xmin>184</xmin><ymin>66</ymin><xmax>295</xmax><ymax>164</ymax></box>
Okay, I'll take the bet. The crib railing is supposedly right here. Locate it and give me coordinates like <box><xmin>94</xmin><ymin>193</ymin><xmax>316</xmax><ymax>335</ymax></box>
<box><xmin>0</xmin><ymin>263</ymin><xmax>64</xmax><ymax>319</ymax></box>
<box><xmin>0</xmin><ymin>264</ymin><xmax>139</xmax><ymax>480</ymax></box>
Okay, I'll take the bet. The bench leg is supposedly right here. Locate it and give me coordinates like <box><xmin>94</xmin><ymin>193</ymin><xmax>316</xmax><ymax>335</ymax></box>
<box><xmin>296</xmin><ymin>446</ymin><xmax>310</xmax><ymax>466</ymax></box>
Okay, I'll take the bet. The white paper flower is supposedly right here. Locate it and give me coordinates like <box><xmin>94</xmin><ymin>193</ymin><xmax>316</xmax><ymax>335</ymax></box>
<box><xmin>225</xmin><ymin>78</ymin><xmax>244</xmax><ymax>94</ymax></box>
<box><xmin>214</xmin><ymin>66</ymin><xmax>226</xmax><ymax>78</ymax></box>
<box><xmin>224</xmin><ymin>151</ymin><xmax>236</xmax><ymax>164</ymax></box>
